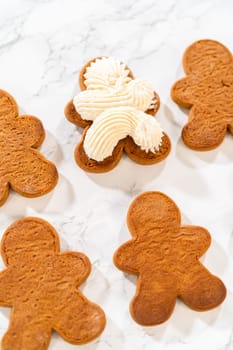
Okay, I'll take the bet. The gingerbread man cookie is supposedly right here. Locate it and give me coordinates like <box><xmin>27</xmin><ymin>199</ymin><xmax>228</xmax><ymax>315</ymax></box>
<box><xmin>171</xmin><ymin>39</ymin><xmax>233</xmax><ymax>150</ymax></box>
<box><xmin>65</xmin><ymin>57</ymin><xmax>171</xmax><ymax>172</ymax></box>
<box><xmin>0</xmin><ymin>217</ymin><xmax>106</xmax><ymax>349</ymax></box>
<box><xmin>114</xmin><ymin>192</ymin><xmax>226</xmax><ymax>326</ymax></box>
<box><xmin>0</xmin><ymin>89</ymin><xmax>58</xmax><ymax>205</ymax></box>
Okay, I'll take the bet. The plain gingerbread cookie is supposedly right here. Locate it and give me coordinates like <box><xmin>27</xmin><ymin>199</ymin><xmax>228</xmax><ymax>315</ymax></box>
<box><xmin>114</xmin><ymin>191</ymin><xmax>226</xmax><ymax>325</ymax></box>
<box><xmin>0</xmin><ymin>217</ymin><xmax>106</xmax><ymax>349</ymax></box>
<box><xmin>0</xmin><ymin>89</ymin><xmax>58</xmax><ymax>205</ymax></box>
<box><xmin>171</xmin><ymin>39</ymin><xmax>233</xmax><ymax>150</ymax></box>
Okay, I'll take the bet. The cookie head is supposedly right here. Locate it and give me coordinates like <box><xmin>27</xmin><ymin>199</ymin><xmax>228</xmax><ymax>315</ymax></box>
<box><xmin>80</xmin><ymin>56</ymin><xmax>133</xmax><ymax>90</ymax></box>
<box><xmin>127</xmin><ymin>191</ymin><xmax>181</xmax><ymax>237</ymax></box>
<box><xmin>1</xmin><ymin>217</ymin><xmax>59</xmax><ymax>265</ymax></box>
<box><xmin>183</xmin><ymin>39</ymin><xmax>232</xmax><ymax>75</ymax></box>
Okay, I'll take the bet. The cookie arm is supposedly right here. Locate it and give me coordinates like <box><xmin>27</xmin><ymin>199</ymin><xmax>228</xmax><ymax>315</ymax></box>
<box><xmin>15</xmin><ymin>115</ymin><xmax>45</xmax><ymax>148</ymax></box>
<box><xmin>0</xmin><ymin>269</ymin><xmax>16</xmax><ymax>306</ymax></box>
<box><xmin>0</xmin><ymin>89</ymin><xmax>18</xmax><ymax>120</ymax></box>
<box><xmin>171</xmin><ymin>77</ymin><xmax>197</xmax><ymax>107</ymax></box>
<box><xmin>64</xmin><ymin>100</ymin><xmax>91</xmax><ymax>128</ymax></box>
<box><xmin>178</xmin><ymin>225</ymin><xmax>211</xmax><ymax>258</ymax></box>
<box><xmin>113</xmin><ymin>240</ymin><xmax>140</xmax><ymax>274</ymax></box>
<box><xmin>55</xmin><ymin>252</ymin><xmax>91</xmax><ymax>286</ymax></box>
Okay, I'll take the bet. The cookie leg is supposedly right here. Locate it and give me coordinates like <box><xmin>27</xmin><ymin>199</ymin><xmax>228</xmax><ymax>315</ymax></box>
<box><xmin>54</xmin><ymin>291</ymin><xmax>106</xmax><ymax>344</ymax></box>
<box><xmin>130</xmin><ymin>276</ymin><xmax>177</xmax><ymax>325</ymax></box>
<box><xmin>180</xmin><ymin>263</ymin><xmax>226</xmax><ymax>311</ymax></box>
<box><xmin>8</xmin><ymin>149</ymin><xmax>58</xmax><ymax>197</ymax></box>
<box><xmin>2</xmin><ymin>314</ymin><xmax>51</xmax><ymax>350</ymax></box>
<box><xmin>75</xmin><ymin>128</ymin><xmax>124</xmax><ymax>173</ymax></box>
<box><xmin>124</xmin><ymin>134</ymin><xmax>171</xmax><ymax>165</ymax></box>
<box><xmin>182</xmin><ymin>106</ymin><xmax>227</xmax><ymax>150</ymax></box>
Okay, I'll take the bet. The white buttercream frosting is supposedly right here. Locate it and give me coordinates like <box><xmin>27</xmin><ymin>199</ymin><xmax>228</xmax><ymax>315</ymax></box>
<box><xmin>84</xmin><ymin>107</ymin><xmax>164</xmax><ymax>162</ymax></box>
<box><xmin>73</xmin><ymin>78</ymin><xmax>155</xmax><ymax>121</ymax></box>
<box><xmin>127</xmin><ymin>79</ymin><xmax>155</xmax><ymax>111</ymax></box>
<box><xmin>73</xmin><ymin>57</ymin><xmax>163</xmax><ymax>161</ymax></box>
<box><xmin>83</xmin><ymin>57</ymin><xmax>131</xmax><ymax>90</ymax></box>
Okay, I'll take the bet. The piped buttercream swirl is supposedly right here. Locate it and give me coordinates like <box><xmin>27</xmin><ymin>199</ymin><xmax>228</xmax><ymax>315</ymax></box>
<box><xmin>84</xmin><ymin>57</ymin><xmax>131</xmax><ymax>90</ymax></box>
<box><xmin>73</xmin><ymin>78</ymin><xmax>155</xmax><ymax>121</ymax></box>
<box><xmin>84</xmin><ymin>107</ymin><xmax>164</xmax><ymax>162</ymax></box>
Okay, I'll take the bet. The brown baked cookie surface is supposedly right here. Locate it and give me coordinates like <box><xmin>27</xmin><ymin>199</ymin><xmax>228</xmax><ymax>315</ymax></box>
<box><xmin>114</xmin><ymin>191</ymin><xmax>226</xmax><ymax>326</ymax></box>
<box><xmin>0</xmin><ymin>217</ymin><xmax>106</xmax><ymax>349</ymax></box>
<box><xmin>65</xmin><ymin>57</ymin><xmax>171</xmax><ymax>173</ymax></box>
<box><xmin>171</xmin><ymin>39</ymin><xmax>233</xmax><ymax>150</ymax></box>
<box><xmin>0</xmin><ymin>89</ymin><xmax>58</xmax><ymax>205</ymax></box>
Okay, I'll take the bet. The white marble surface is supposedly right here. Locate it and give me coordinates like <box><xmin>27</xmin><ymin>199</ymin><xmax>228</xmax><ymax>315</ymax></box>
<box><xmin>0</xmin><ymin>0</ymin><xmax>233</xmax><ymax>349</ymax></box>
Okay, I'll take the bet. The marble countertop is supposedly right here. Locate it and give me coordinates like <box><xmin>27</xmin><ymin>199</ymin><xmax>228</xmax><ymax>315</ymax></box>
<box><xmin>0</xmin><ymin>0</ymin><xmax>233</xmax><ymax>349</ymax></box>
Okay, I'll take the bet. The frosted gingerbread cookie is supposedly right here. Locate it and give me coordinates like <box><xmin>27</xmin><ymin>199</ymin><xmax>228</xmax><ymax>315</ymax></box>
<box><xmin>114</xmin><ymin>191</ymin><xmax>226</xmax><ymax>325</ymax></box>
<box><xmin>171</xmin><ymin>39</ymin><xmax>233</xmax><ymax>150</ymax></box>
<box><xmin>0</xmin><ymin>217</ymin><xmax>106</xmax><ymax>349</ymax></box>
<box><xmin>0</xmin><ymin>89</ymin><xmax>58</xmax><ymax>205</ymax></box>
<box><xmin>65</xmin><ymin>57</ymin><xmax>171</xmax><ymax>172</ymax></box>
